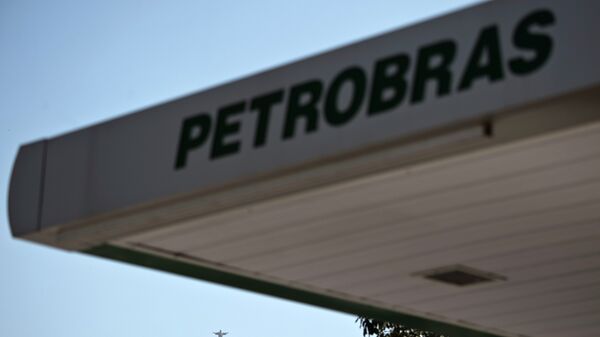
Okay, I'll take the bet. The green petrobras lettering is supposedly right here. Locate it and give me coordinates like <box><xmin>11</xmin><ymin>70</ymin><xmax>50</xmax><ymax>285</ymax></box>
<box><xmin>211</xmin><ymin>101</ymin><xmax>245</xmax><ymax>159</ymax></box>
<box><xmin>458</xmin><ymin>25</ymin><xmax>505</xmax><ymax>91</ymax></box>
<box><xmin>175</xmin><ymin>113</ymin><xmax>212</xmax><ymax>169</ymax></box>
<box><xmin>173</xmin><ymin>8</ymin><xmax>556</xmax><ymax>169</ymax></box>
<box><xmin>368</xmin><ymin>54</ymin><xmax>410</xmax><ymax>116</ymax></box>
<box><xmin>509</xmin><ymin>9</ymin><xmax>555</xmax><ymax>76</ymax></box>
<box><xmin>324</xmin><ymin>66</ymin><xmax>367</xmax><ymax>127</ymax></box>
<box><xmin>411</xmin><ymin>40</ymin><xmax>457</xmax><ymax>104</ymax></box>
<box><xmin>283</xmin><ymin>80</ymin><xmax>323</xmax><ymax>140</ymax></box>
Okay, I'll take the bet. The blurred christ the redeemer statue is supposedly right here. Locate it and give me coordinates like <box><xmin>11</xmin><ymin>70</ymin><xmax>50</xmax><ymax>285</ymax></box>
<box><xmin>214</xmin><ymin>330</ymin><xmax>228</xmax><ymax>337</ymax></box>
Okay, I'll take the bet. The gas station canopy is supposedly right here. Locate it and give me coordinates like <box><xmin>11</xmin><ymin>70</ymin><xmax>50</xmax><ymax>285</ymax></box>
<box><xmin>9</xmin><ymin>1</ymin><xmax>600</xmax><ymax>336</ymax></box>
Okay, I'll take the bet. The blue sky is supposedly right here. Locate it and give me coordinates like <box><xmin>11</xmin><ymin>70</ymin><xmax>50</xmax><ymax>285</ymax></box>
<box><xmin>0</xmin><ymin>1</ymin><xmax>483</xmax><ymax>336</ymax></box>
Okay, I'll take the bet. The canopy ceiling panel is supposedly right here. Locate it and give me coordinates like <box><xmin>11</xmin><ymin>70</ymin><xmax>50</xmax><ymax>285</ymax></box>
<box><xmin>118</xmin><ymin>120</ymin><xmax>600</xmax><ymax>337</ymax></box>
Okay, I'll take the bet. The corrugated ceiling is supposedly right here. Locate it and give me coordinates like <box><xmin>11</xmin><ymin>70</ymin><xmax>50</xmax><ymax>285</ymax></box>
<box><xmin>119</xmin><ymin>121</ymin><xmax>600</xmax><ymax>337</ymax></box>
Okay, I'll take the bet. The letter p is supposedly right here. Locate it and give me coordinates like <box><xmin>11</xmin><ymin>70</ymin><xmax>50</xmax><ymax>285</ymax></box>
<box><xmin>174</xmin><ymin>113</ymin><xmax>212</xmax><ymax>170</ymax></box>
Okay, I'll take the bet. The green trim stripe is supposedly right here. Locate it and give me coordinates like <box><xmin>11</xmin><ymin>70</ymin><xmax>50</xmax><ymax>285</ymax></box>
<box><xmin>85</xmin><ymin>244</ymin><xmax>503</xmax><ymax>337</ymax></box>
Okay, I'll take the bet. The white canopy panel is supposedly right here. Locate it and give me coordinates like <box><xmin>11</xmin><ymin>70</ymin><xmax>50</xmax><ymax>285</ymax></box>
<box><xmin>116</xmin><ymin>104</ymin><xmax>600</xmax><ymax>337</ymax></box>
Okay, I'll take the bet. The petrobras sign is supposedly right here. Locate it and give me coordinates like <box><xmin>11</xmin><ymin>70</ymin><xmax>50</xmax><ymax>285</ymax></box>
<box><xmin>9</xmin><ymin>0</ymin><xmax>600</xmax><ymax>234</ymax></box>
<box><xmin>175</xmin><ymin>8</ymin><xmax>554</xmax><ymax>168</ymax></box>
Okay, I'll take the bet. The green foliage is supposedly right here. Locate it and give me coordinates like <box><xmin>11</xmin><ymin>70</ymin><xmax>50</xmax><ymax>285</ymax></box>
<box><xmin>356</xmin><ymin>317</ymin><xmax>445</xmax><ymax>337</ymax></box>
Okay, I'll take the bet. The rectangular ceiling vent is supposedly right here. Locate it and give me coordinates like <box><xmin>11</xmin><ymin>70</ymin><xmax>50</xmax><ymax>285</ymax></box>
<box><xmin>416</xmin><ymin>265</ymin><xmax>506</xmax><ymax>287</ymax></box>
